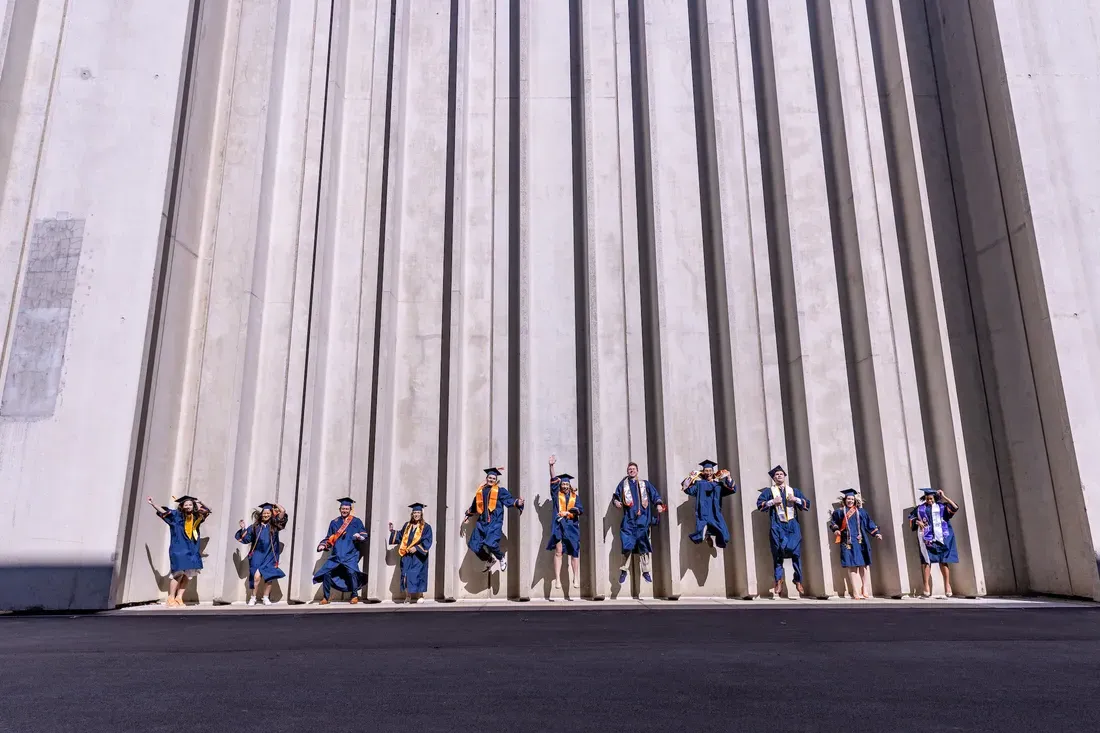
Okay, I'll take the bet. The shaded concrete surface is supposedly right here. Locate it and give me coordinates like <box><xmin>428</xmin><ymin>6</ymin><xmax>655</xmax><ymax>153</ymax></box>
<box><xmin>2</xmin><ymin>606</ymin><xmax>1098</xmax><ymax>732</ymax></box>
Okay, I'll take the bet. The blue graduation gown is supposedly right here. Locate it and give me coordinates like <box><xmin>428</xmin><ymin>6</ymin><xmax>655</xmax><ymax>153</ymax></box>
<box><xmin>467</xmin><ymin>486</ymin><xmax>521</xmax><ymax>558</ymax></box>
<box><xmin>757</xmin><ymin>486</ymin><xmax>810</xmax><ymax>581</ymax></box>
<box><xmin>235</xmin><ymin>517</ymin><xmax>288</xmax><ymax>587</ymax></box>
<box><xmin>313</xmin><ymin>516</ymin><xmax>368</xmax><ymax>593</ymax></box>
<box><xmin>161</xmin><ymin>509</ymin><xmax>206</xmax><ymax>573</ymax></box>
<box><xmin>389</xmin><ymin>522</ymin><xmax>433</xmax><ymax>593</ymax></box>
<box><xmin>615</xmin><ymin>479</ymin><xmax>663</xmax><ymax>555</ymax></box>
<box><xmin>686</xmin><ymin>476</ymin><xmax>736</xmax><ymax>547</ymax></box>
<box><xmin>546</xmin><ymin>483</ymin><xmax>583</xmax><ymax>558</ymax></box>
<box><xmin>828</xmin><ymin>507</ymin><xmax>879</xmax><ymax>568</ymax></box>
<box><xmin>908</xmin><ymin>502</ymin><xmax>959</xmax><ymax>565</ymax></box>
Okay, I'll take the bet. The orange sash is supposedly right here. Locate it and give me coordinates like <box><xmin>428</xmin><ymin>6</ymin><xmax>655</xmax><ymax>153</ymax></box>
<box><xmin>474</xmin><ymin>484</ymin><xmax>499</xmax><ymax>516</ymax></box>
<box><xmin>399</xmin><ymin>522</ymin><xmax>424</xmax><ymax>557</ymax></box>
<box><xmin>835</xmin><ymin>507</ymin><xmax>857</xmax><ymax>544</ymax></box>
<box><xmin>325</xmin><ymin>514</ymin><xmax>355</xmax><ymax>547</ymax></box>
<box><xmin>557</xmin><ymin>489</ymin><xmax>577</xmax><ymax>517</ymax></box>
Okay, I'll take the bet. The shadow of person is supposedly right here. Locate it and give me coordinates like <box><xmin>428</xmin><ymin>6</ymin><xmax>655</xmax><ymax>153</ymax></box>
<box><xmin>457</xmin><ymin>518</ymin><xmax>491</xmax><ymax>596</ymax></box>
<box><xmin>269</xmin><ymin>540</ymin><xmax>286</xmax><ymax>603</ymax></box>
<box><xmin>183</xmin><ymin>537</ymin><xmax>211</xmax><ymax>604</ymax></box>
<box><xmin>603</xmin><ymin>494</ymin><xmax>630</xmax><ymax>599</ymax></box>
<box><xmin>531</xmin><ymin>493</ymin><xmax>555</xmax><ymax>600</ymax></box>
<box><xmin>144</xmin><ymin>544</ymin><xmax>169</xmax><ymax>594</ymax></box>
<box><xmin>677</xmin><ymin>495</ymin><xmax>711</xmax><ymax>588</ymax></box>
<box><xmin>749</xmin><ymin>490</ymin><xmax>777</xmax><ymax>596</ymax></box>
<box><xmin>900</xmin><ymin>505</ymin><xmax>925</xmax><ymax>595</ymax></box>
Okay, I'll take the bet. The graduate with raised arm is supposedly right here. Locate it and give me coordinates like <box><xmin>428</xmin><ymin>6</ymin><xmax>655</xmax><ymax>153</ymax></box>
<box><xmin>146</xmin><ymin>495</ymin><xmax>212</xmax><ymax>607</ymax></box>
<box><xmin>908</xmin><ymin>488</ymin><xmax>960</xmax><ymax>598</ymax></box>
<box><xmin>682</xmin><ymin>459</ymin><xmax>737</xmax><ymax>549</ymax></box>
<box><xmin>388</xmin><ymin>502</ymin><xmax>433</xmax><ymax>603</ymax></box>
<box><xmin>757</xmin><ymin>465</ymin><xmax>810</xmax><ymax>597</ymax></box>
<box><xmin>828</xmin><ymin>489</ymin><xmax>884</xmax><ymax>599</ymax></box>
<box><xmin>613</xmin><ymin>461</ymin><xmax>666</xmax><ymax>586</ymax></box>
<box><xmin>235</xmin><ymin>502</ymin><xmax>288</xmax><ymax>606</ymax></box>
<box><xmin>313</xmin><ymin>497</ymin><xmax>368</xmax><ymax>604</ymax></box>
<box><xmin>546</xmin><ymin>455</ymin><xmax>583</xmax><ymax>591</ymax></box>
<box><xmin>464</xmin><ymin>468</ymin><xmax>524</xmax><ymax>574</ymax></box>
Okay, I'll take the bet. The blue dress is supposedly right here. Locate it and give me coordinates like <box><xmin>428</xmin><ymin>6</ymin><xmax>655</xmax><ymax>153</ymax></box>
<box><xmin>467</xmin><ymin>485</ymin><xmax>522</xmax><ymax>561</ymax></box>
<box><xmin>546</xmin><ymin>483</ymin><xmax>583</xmax><ymax>557</ymax></box>
<box><xmin>313</xmin><ymin>516</ymin><xmax>368</xmax><ymax>595</ymax></box>
<box><xmin>389</xmin><ymin>522</ymin><xmax>433</xmax><ymax>593</ymax></box>
<box><xmin>908</xmin><ymin>502</ymin><xmax>959</xmax><ymax>565</ymax></box>
<box><xmin>160</xmin><ymin>509</ymin><xmax>207</xmax><ymax>574</ymax></box>
<box><xmin>756</xmin><ymin>486</ymin><xmax>810</xmax><ymax>582</ymax></box>
<box><xmin>686</xmin><ymin>476</ymin><xmax>737</xmax><ymax>548</ymax></box>
<box><xmin>614</xmin><ymin>478</ymin><xmax>663</xmax><ymax>555</ymax></box>
<box><xmin>235</xmin><ymin>516</ymin><xmax>288</xmax><ymax>587</ymax></box>
<box><xmin>828</xmin><ymin>507</ymin><xmax>880</xmax><ymax>568</ymax></box>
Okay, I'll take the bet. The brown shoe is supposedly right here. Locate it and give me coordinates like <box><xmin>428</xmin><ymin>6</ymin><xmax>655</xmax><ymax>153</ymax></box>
<box><xmin>349</xmin><ymin>596</ymin><xmax>360</xmax><ymax>604</ymax></box>
<box><xmin>319</xmin><ymin>598</ymin><xmax>330</xmax><ymax>605</ymax></box>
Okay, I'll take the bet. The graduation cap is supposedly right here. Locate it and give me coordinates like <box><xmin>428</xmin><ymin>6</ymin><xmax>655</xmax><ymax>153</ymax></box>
<box><xmin>919</xmin><ymin>488</ymin><xmax>938</xmax><ymax>497</ymax></box>
<box><xmin>483</xmin><ymin>467</ymin><xmax>503</xmax><ymax>477</ymax></box>
<box><xmin>259</xmin><ymin>502</ymin><xmax>276</xmax><ymax>511</ymax></box>
<box><xmin>175</xmin><ymin>495</ymin><xmax>198</xmax><ymax>504</ymax></box>
<box><xmin>768</xmin><ymin>465</ymin><xmax>786</xmax><ymax>478</ymax></box>
<box><xmin>556</xmin><ymin>473</ymin><xmax>575</xmax><ymax>483</ymax></box>
<box><xmin>699</xmin><ymin>460</ymin><xmax>718</xmax><ymax>469</ymax></box>
<box><xmin>409</xmin><ymin>502</ymin><xmax>427</xmax><ymax>511</ymax></box>
<box><xmin>840</xmin><ymin>488</ymin><xmax>858</xmax><ymax>497</ymax></box>
<box><xmin>337</xmin><ymin>497</ymin><xmax>355</xmax><ymax>506</ymax></box>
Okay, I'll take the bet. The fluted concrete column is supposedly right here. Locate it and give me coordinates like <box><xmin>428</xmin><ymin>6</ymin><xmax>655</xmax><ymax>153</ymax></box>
<box><xmin>444</xmin><ymin>0</ymin><xmax>503</xmax><ymax>601</ymax></box>
<box><xmin>704</xmin><ymin>0</ymin><xmax>783</xmax><ymax>598</ymax></box>
<box><xmin>754</xmin><ymin>0</ymin><xmax>860</xmax><ymax>598</ymax></box>
<box><xmin>515</xmin><ymin>0</ymin><xmax>579</xmax><ymax>601</ymax></box>
<box><xmin>291</xmin><ymin>0</ymin><xmax>390</xmax><ymax>603</ymax></box>
<box><xmin>369</xmin><ymin>0</ymin><xmax>452</xmax><ymax>602</ymax></box>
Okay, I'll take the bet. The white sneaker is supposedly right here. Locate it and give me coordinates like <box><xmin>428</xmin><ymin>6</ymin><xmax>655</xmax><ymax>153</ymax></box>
<box><xmin>552</xmin><ymin>579</ymin><xmax>560</xmax><ymax>590</ymax></box>
<box><xmin>247</xmin><ymin>597</ymin><xmax>256</xmax><ymax>606</ymax></box>
<box><xmin>572</xmin><ymin>576</ymin><xmax>579</xmax><ymax>589</ymax></box>
<box><xmin>499</xmin><ymin>556</ymin><xmax>508</xmax><ymax>572</ymax></box>
<box><xmin>262</xmin><ymin>597</ymin><xmax>272</xmax><ymax>606</ymax></box>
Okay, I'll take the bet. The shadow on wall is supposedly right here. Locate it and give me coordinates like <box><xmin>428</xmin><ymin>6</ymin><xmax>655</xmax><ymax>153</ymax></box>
<box><xmin>602</xmin><ymin>496</ymin><xmax>627</xmax><ymax>599</ymax></box>
<box><xmin>144</xmin><ymin>536</ymin><xmax>212</xmax><ymax>603</ymax></box>
<box><xmin>530</xmin><ymin>493</ymin><xmax>555</xmax><ymax>600</ymax></box>
<box><xmin>0</xmin><ymin>564</ymin><xmax>117</xmax><ymax>612</ymax></box>
<box><xmin>677</xmin><ymin>497</ymin><xmax>714</xmax><ymax>587</ymax></box>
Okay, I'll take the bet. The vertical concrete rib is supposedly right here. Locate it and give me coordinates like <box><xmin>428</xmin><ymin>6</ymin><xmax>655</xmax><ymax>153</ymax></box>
<box><xmin>748</xmin><ymin>0</ymin><xmax>857</xmax><ymax>598</ymax></box>
<box><xmin>704</xmin><ymin>0</ymin><xmax>783</xmax><ymax>597</ymax></box>
<box><xmin>578</xmin><ymin>0</ymin><xmax>641</xmax><ymax>601</ymax></box>
<box><xmin>514</xmin><ymin>0</ymin><xmax>579</xmax><ymax>602</ymax></box>
<box><xmin>368</xmin><ymin>0</ymin><xmax>452</xmax><ymax>602</ymax></box>
<box><xmin>444</xmin><ymin>0</ymin><xmax>499</xmax><ymax>601</ymax></box>
<box><xmin>635</xmin><ymin>0</ymin><xmax>720</xmax><ymax>599</ymax></box>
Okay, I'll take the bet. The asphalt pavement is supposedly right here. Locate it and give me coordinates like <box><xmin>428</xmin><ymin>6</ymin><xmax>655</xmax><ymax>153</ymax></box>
<box><xmin>2</xmin><ymin>606</ymin><xmax>1098</xmax><ymax>732</ymax></box>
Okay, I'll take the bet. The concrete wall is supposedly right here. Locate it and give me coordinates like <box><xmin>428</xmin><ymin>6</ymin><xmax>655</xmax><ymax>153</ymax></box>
<box><xmin>2</xmin><ymin>0</ymin><xmax>1099</xmax><ymax>610</ymax></box>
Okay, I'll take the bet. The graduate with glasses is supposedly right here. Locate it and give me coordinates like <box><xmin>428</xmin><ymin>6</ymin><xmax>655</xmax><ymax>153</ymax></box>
<box><xmin>314</xmin><ymin>497</ymin><xmax>368</xmax><ymax>604</ymax></box>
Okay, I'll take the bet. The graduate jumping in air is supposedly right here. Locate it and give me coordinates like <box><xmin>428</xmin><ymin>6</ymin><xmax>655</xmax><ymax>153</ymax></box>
<box><xmin>464</xmin><ymin>468</ymin><xmax>524</xmax><ymax>574</ymax></box>
<box><xmin>908</xmin><ymin>488</ymin><xmax>960</xmax><ymax>598</ymax></box>
<box><xmin>314</xmin><ymin>497</ymin><xmax>368</xmax><ymax>604</ymax></box>
<box><xmin>613</xmin><ymin>461</ymin><xmax>666</xmax><ymax>586</ymax></box>
<box><xmin>682</xmin><ymin>459</ymin><xmax>737</xmax><ymax>549</ymax></box>
<box><xmin>147</xmin><ymin>495</ymin><xmax>211</xmax><ymax>607</ymax></box>
<box><xmin>547</xmin><ymin>455</ymin><xmax>583</xmax><ymax>591</ymax></box>
<box><xmin>235</xmin><ymin>502</ymin><xmax>288</xmax><ymax>606</ymax></box>
<box><xmin>388</xmin><ymin>502</ymin><xmax>433</xmax><ymax>603</ymax></box>
<box><xmin>828</xmin><ymin>489</ymin><xmax>884</xmax><ymax>599</ymax></box>
<box><xmin>757</xmin><ymin>465</ymin><xmax>810</xmax><ymax>597</ymax></box>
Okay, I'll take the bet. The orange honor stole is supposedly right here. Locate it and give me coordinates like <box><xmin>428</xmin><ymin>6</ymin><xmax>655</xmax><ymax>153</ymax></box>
<box><xmin>474</xmin><ymin>484</ymin><xmax>500</xmax><ymax>518</ymax></box>
<box><xmin>398</xmin><ymin>522</ymin><xmax>424</xmax><ymax>557</ymax></box>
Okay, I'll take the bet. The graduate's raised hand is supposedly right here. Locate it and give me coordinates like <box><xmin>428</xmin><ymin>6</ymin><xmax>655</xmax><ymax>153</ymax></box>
<box><xmin>549</xmin><ymin>454</ymin><xmax>556</xmax><ymax>466</ymax></box>
<box><xmin>238</xmin><ymin>519</ymin><xmax>245</xmax><ymax>530</ymax></box>
<box><xmin>146</xmin><ymin>496</ymin><xmax>155</xmax><ymax>507</ymax></box>
<box><xmin>388</xmin><ymin>522</ymin><xmax>394</xmax><ymax>532</ymax></box>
